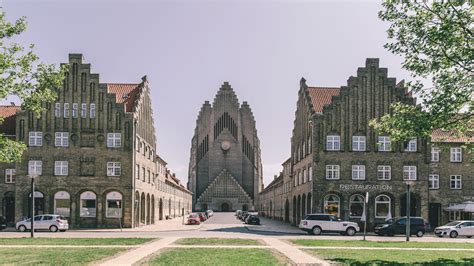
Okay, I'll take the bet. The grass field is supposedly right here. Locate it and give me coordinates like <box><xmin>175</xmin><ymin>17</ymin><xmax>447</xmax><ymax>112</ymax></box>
<box><xmin>306</xmin><ymin>249</ymin><xmax>474</xmax><ymax>265</ymax></box>
<box><xmin>0</xmin><ymin>237</ymin><xmax>154</xmax><ymax>246</ymax></box>
<box><xmin>174</xmin><ymin>238</ymin><xmax>263</xmax><ymax>246</ymax></box>
<box><xmin>0</xmin><ymin>248</ymin><xmax>127</xmax><ymax>265</ymax></box>
<box><xmin>291</xmin><ymin>239</ymin><xmax>474</xmax><ymax>249</ymax></box>
<box><xmin>148</xmin><ymin>248</ymin><xmax>285</xmax><ymax>265</ymax></box>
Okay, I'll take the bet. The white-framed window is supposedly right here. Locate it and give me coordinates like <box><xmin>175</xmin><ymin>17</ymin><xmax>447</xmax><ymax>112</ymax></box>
<box><xmin>81</xmin><ymin>103</ymin><xmax>87</xmax><ymax>118</ymax></box>
<box><xmin>349</xmin><ymin>194</ymin><xmax>365</xmax><ymax>218</ymax></box>
<box><xmin>72</xmin><ymin>103</ymin><xmax>78</xmax><ymax>118</ymax></box>
<box><xmin>324</xmin><ymin>194</ymin><xmax>340</xmax><ymax>217</ymax></box>
<box><xmin>352</xmin><ymin>136</ymin><xmax>366</xmax><ymax>151</ymax></box>
<box><xmin>107</xmin><ymin>133</ymin><xmax>121</xmax><ymax>148</ymax></box>
<box><xmin>375</xmin><ymin>194</ymin><xmax>391</xmax><ymax>218</ymax></box>
<box><xmin>90</xmin><ymin>103</ymin><xmax>96</xmax><ymax>118</ymax></box>
<box><xmin>377</xmin><ymin>165</ymin><xmax>391</xmax><ymax>180</ymax></box>
<box><xmin>303</xmin><ymin>169</ymin><xmax>307</xmax><ymax>183</ymax></box>
<box><xmin>326</xmin><ymin>135</ymin><xmax>340</xmax><ymax>151</ymax></box>
<box><xmin>55</xmin><ymin>103</ymin><xmax>61</xmax><ymax>118</ymax></box>
<box><xmin>403</xmin><ymin>165</ymin><xmax>417</xmax><ymax>180</ymax></box>
<box><xmin>450</xmin><ymin>147</ymin><xmax>462</xmax><ymax>162</ymax></box>
<box><xmin>136</xmin><ymin>164</ymin><xmax>140</xmax><ymax>179</ymax></box>
<box><xmin>326</xmin><ymin>165</ymin><xmax>340</xmax><ymax>180</ymax></box>
<box><xmin>5</xmin><ymin>169</ymin><xmax>15</xmax><ymax>183</ymax></box>
<box><xmin>28</xmin><ymin>131</ymin><xmax>43</xmax><ymax>146</ymax></box>
<box><xmin>106</xmin><ymin>191</ymin><xmax>122</xmax><ymax>218</ymax></box>
<box><xmin>28</xmin><ymin>160</ymin><xmax>42</xmax><ymax>176</ymax></box>
<box><xmin>431</xmin><ymin>147</ymin><xmax>440</xmax><ymax>162</ymax></box>
<box><xmin>63</xmin><ymin>103</ymin><xmax>69</xmax><ymax>118</ymax></box>
<box><xmin>54</xmin><ymin>161</ymin><xmax>68</xmax><ymax>176</ymax></box>
<box><xmin>54</xmin><ymin>191</ymin><xmax>70</xmax><ymax>217</ymax></box>
<box><xmin>351</xmin><ymin>165</ymin><xmax>366</xmax><ymax>180</ymax></box>
<box><xmin>308</xmin><ymin>166</ymin><xmax>313</xmax><ymax>181</ymax></box>
<box><xmin>80</xmin><ymin>191</ymin><xmax>96</xmax><ymax>217</ymax></box>
<box><xmin>450</xmin><ymin>175</ymin><xmax>462</xmax><ymax>189</ymax></box>
<box><xmin>429</xmin><ymin>174</ymin><xmax>439</xmax><ymax>189</ymax></box>
<box><xmin>377</xmin><ymin>136</ymin><xmax>391</xmax><ymax>151</ymax></box>
<box><xmin>405</xmin><ymin>138</ymin><xmax>417</xmax><ymax>152</ymax></box>
<box><xmin>448</xmin><ymin>203</ymin><xmax>461</xmax><ymax>221</ymax></box>
<box><xmin>107</xmin><ymin>162</ymin><xmax>121</xmax><ymax>177</ymax></box>
<box><xmin>55</xmin><ymin>132</ymin><xmax>69</xmax><ymax>147</ymax></box>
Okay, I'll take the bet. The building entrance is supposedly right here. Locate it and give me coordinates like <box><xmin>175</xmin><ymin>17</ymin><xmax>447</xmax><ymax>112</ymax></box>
<box><xmin>221</xmin><ymin>202</ymin><xmax>230</xmax><ymax>212</ymax></box>
<box><xmin>3</xmin><ymin>192</ymin><xmax>15</xmax><ymax>224</ymax></box>
<box><xmin>429</xmin><ymin>203</ymin><xmax>441</xmax><ymax>228</ymax></box>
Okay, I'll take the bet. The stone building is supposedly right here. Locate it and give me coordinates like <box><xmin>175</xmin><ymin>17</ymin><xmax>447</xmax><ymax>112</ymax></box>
<box><xmin>0</xmin><ymin>54</ymin><xmax>192</xmax><ymax>228</ymax></box>
<box><xmin>259</xmin><ymin>58</ymin><xmax>472</xmax><ymax>229</ymax></box>
<box><xmin>188</xmin><ymin>82</ymin><xmax>263</xmax><ymax>211</ymax></box>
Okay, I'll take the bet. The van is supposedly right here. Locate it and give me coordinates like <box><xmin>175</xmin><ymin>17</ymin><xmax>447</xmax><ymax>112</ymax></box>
<box><xmin>374</xmin><ymin>216</ymin><xmax>429</xmax><ymax>237</ymax></box>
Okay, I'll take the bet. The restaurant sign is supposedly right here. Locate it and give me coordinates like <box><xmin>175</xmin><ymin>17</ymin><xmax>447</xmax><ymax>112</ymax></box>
<box><xmin>339</xmin><ymin>184</ymin><xmax>392</xmax><ymax>192</ymax></box>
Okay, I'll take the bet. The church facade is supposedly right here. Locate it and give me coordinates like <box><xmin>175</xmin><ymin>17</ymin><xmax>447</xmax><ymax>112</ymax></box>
<box><xmin>188</xmin><ymin>82</ymin><xmax>263</xmax><ymax>212</ymax></box>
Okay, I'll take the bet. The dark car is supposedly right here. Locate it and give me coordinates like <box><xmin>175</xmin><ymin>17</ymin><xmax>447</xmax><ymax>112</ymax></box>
<box><xmin>241</xmin><ymin>212</ymin><xmax>251</xmax><ymax>221</ymax></box>
<box><xmin>375</xmin><ymin>217</ymin><xmax>429</xmax><ymax>237</ymax></box>
<box><xmin>239</xmin><ymin>211</ymin><xmax>248</xmax><ymax>220</ymax></box>
<box><xmin>245</xmin><ymin>215</ymin><xmax>260</xmax><ymax>225</ymax></box>
<box><xmin>0</xmin><ymin>216</ymin><xmax>6</xmax><ymax>231</ymax></box>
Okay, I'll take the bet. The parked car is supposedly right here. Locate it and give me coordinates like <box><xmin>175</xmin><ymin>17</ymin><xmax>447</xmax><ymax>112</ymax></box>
<box><xmin>374</xmin><ymin>217</ymin><xmax>429</xmax><ymax>237</ymax></box>
<box><xmin>186</xmin><ymin>213</ymin><xmax>201</xmax><ymax>225</ymax></box>
<box><xmin>235</xmin><ymin>210</ymin><xmax>242</xmax><ymax>217</ymax></box>
<box><xmin>239</xmin><ymin>211</ymin><xmax>248</xmax><ymax>220</ymax></box>
<box><xmin>16</xmin><ymin>215</ymin><xmax>69</xmax><ymax>232</ymax></box>
<box><xmin>206</xmin><ymin>210</ymin><xmax>214</xmax><ymax>218</ymax></box>
<box><xmin>197</xmin><ymin>212</ymin><xmax>207</xmax><ymax>222</ymax></box>
<box><xmin>434</xmin><ymin>221</ymin><xmax>474</xmax><ymax>238</ymax></box>
<box><xmin>0</xmin><ymin>216</ymin><xmax>6</xmax><ymax>231</ymax></box>
<box><xmin>241</xmin><ymin>212</ymin><xmax>251</xmax><ymax>221</ymax></box>
<box><xmin>299</xmin><ymin>213</ymin><xmax>360</xmax><ymax>236</ymax></box>
<box><xmin>245</xmin><ymin>215</ymin><xmax>260</xmax><ymax>225</ymax></box>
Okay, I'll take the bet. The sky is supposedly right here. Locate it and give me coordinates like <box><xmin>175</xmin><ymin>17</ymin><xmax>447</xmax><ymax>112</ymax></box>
<box><xmin>2</xmin><ymin>0</ymin><xmax>412</xmax><ymax>186</ymax></box>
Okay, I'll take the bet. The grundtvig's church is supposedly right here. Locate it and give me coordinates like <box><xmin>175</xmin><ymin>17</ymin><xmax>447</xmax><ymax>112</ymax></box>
<box><xmin>188</xmin><ymin>82</ymin><xmax>263</xmax><ymax>212</ymax></box>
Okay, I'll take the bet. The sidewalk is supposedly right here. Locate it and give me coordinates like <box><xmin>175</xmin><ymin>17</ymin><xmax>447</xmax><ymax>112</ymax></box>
<box><xmin>76</xmin><ymin>216</ymin><xmax>201</xmax><ymax>232</ymax></box>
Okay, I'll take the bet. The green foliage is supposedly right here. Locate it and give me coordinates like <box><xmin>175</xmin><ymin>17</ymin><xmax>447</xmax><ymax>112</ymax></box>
<box><xmin>0</xmin><ymin>10</ymin><xmax>66</xmax><ymax>162</ymax></box>
<box><xmin>371</xmin><ymin>1</ymin><xmax>473</xmax><ymax>142</ymax></box>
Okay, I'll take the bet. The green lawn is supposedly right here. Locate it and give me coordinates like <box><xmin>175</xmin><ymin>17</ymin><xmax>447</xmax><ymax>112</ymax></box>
<box><xmin>148</xmin><ymin>248</ymin><xmax>285</xmax><ymax>265</ymax></box>
<box><xmin>0</xmin><ymin>247</ymin><xmax>127</xmax><ymax>265</ymax></box>
<box><xmin>291</xmin><ymin>239</ymin><xmax>474</xmax><ymax>249</ymax></box>
<box><xmin>0</xmin><ymin>237</ymin><xmax>154</xmax><ymax>246</ymax></box>
<box><xmin>307</xmin><ymin>249</ymin><xmax>474</xmax><ymax>265</ymax></box>
<box><xmin>175</xmin><ymin>238</ymin><xmax>263</xmax><ymax>246</ymax></box>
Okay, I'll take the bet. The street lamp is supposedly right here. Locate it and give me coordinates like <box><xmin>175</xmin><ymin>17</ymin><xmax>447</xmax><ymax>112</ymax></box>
<box><xmin>29</xmin><ymin>171</ymin><xmax>38</xmax><ymax>238</ymax></box>
<box><xmin>405</xmin><ymin>181</ymin><xmax>412</xmax><ymax>242</ymax></box>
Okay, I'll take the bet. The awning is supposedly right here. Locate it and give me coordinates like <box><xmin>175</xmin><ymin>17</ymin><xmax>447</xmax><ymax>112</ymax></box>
<box><xmin>445</xmin><ymin>202</ymin><xmax>474</xmax><ymax>212</ymax></box>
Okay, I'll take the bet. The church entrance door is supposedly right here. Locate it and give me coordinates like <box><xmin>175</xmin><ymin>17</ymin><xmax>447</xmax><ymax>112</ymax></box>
<box><xmin>221</xmin><ymin>203</ymin><xmax>230</xmax><ymax>212</ymax></box>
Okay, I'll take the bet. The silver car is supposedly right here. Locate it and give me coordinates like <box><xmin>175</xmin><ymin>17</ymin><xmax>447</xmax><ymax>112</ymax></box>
<box><xmin>16</xmin><ymin>215</ymin><xmax>69</xmax><ymax>232</ymax></box>
<box><xmin>434</xmin><ymin>221</ymin><xmax>474</xmax><ymax>238</ymax></box>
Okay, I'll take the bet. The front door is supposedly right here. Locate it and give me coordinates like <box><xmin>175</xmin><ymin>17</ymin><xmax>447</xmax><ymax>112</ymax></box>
<box><xmin>429</xmin><ymin>203</ymin><xmax>441</xmax><ymax>228</ymax></box>
<box><xmin>3</xmin><ymin>192</ymin><xmax>15</xmax><ymax>224</ymax></box>
<box><xmin>221</xmin><ymin>203</ymin><xmax>230</xmax><ymax>212</ymax></box>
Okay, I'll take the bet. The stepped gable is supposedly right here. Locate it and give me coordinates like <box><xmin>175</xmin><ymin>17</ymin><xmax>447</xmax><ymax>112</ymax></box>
<box><xmin>106</xmin><ymin>83</ymin><xmax>141</xmax><ymax>112</ymax></box>
<box><xmin>307</xmin><ymin>87</ymin><xmax>341</xmax><ymax>114</ymax></box>
<box><xmin>197</xmin><ymin>169</ymin><xmax>253</xmax><ymax>204</ymax></box>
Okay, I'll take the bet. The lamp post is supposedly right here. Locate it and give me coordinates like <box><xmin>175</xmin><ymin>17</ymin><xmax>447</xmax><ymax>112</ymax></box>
<box><xmin>405</xmin><ymin>182</ymin><xmax>411</xmax><ymax>242</ymax></box>
<box><xmin>29</xmin><ymin>172</ymin><xmax>38</xmax><ymax>238</ymax></box>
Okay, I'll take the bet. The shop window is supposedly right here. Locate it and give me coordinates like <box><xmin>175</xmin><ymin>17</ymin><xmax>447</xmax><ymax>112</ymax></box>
<box><xmin>80</xmin><ymin>191</ymin><xmax>96</xmax><ymax>217</ymax></box>
<box><xmin>106</xmin><ymin>191</ymin><xmax>122</xmax><ymax>218</ymax></box>
<box><xmin>375</xmin><ymin>195</ymin><xmax>391</xmax><ymax>218</ymax></box>
<box><xmin>324</xmin><ymin>194</ymin><xmax>340</xmax><ymax>217</ymax></box>
<box><xmin>54</xmin><ymin>191</ymin><xmax>70</xmax><ymax>217</ymax></box>
<box><xmin>349</xmin><ymin>194</ymin><xmax>364</xmax><ymax>218</ymax></box>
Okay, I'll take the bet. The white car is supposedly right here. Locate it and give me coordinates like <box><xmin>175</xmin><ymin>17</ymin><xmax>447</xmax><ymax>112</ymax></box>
<box><xmin>434</xmin><ymin>221</ymin><xmax>474</xmax><ymax>238</ymax></box>
<box><xmin>16</xmin><ymin>215</ymin><xmax>69</xmax><ymax>232</ymax></box>
<box><xmin>299</xmin><ymin>213</ymin><xmax>360</xmax><ymax>236</ymax></box>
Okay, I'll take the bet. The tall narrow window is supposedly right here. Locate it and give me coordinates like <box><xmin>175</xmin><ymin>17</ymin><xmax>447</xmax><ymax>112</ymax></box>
<box><xmin>303</xmin><ymin>169</ymin><xmax>307</xmax><ymax>183</ymax></box>
<box><xmin>403</xmin><ymin>166</ymin><xmax>417</xmax><ymax>180</ymax></box>
<box><xmin>326</xmin><ymin>135</ymin><xmax>340</xmax><ymax>151</ymax></box>
<box><xmin>378</xmin><ymin>136</ymin><xmax>391</xmax><ymax>151</ymax></box>
<box><xmin>72</xmin><ymin>103</ymin><xmax>78</xmax><ymax>118</ymax></box>
<box><xmin>431</xmin><ymin>147</ymin><xmax>440</xmax><ymax>162</ymax></box>
<box><xmin>429</xmin><ymin>174</ymin><xmax>439</xmax><ymax>189</ymax></box>
<box><xmin>90</xmin><ymin>103</ymin><xmax>96</xmax><ymax>118</ymax></box>
<box><xmin>450</xmin><ymin>147</ymin><xmax>462</xmax><ymax>162</ymax></box>
<box><xmin>352</xmin><ymin>136</ymin><xmax>366</xmax><ymax>151</ymax></box>
<box><xmin>308</xmin><ymin>166</ymin><xmax>313</xmax><ymax>181</ymax></box>
<box><xmin>351</xmin><ymin>165</ymin><xmax>366</xmax><ymax>180</ymax></box>
<box><xmin>55</xmin><ymin>132</ymin><xmax>69</xmax><ymax>147</ymax></box>
<box><xmin>28</xmin><ymin>132</ymin><xmax>43</xmax><ymax>146</ymax></box>
<box><xmin>5</xmin><ymin>169</ymin><xmax>15</xmax><ymax>183</ymax></box>
<box><xmin>81</xmin><ymin>103</ymin><xmax>87</xmax><ymax>118</ymax></box>
<box><xmin>55</xmin><ymin>103</ymin><xmax>61</xmax><ymax>118</ymax></box>
<box><xmin>63</xmin><ymin>103</ymin><xmax>69</xmax><ymax>118</ymax></box>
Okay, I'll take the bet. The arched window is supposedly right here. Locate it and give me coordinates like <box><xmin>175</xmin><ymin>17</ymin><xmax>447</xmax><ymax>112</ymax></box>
<box><xmin>324</xmin><ymin>194</ymin><xmax>340</xmax><ymax>217</ymax></box>
<box><xmin>349</xmin><ymin>194</ymin><xmax>364</xmax><ymax>218</ymax></box>
<box><xmin>80</xmin><ymin>191</ymin><xmax>97</xmax><ymax>217</ymax></box>
<box><xmin>106</xmin><ymin>191</ymin><xmax>123</xmax><ymax>218</ymax></box>
<box><xmin>54</xmin><ymin>191</ymin><xmax>70</xmax><ymax>217</ymax></box>
<box><xmin>375</xmin><ymin>195</ymin><xmax>391</xmax><ymax>218</ymax></box>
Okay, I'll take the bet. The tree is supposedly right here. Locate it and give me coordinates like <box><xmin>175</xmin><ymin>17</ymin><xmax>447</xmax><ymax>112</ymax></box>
<box><xmin>370</xmin><ymin>1</ymin><xmax>473</xmax><ymax>142</ymax></box>
<box><xmin>0</xmin><ymin>11</ymin><xmax>65</xmax><ymax>162</ymax></box>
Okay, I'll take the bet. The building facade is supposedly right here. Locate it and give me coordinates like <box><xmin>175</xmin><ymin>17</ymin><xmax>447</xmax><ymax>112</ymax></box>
<box><xmin>0</xmin><ymin>54</ymin><xmax>192</xmax><ymax>228</ymax></box>
<box><xmin>188</xmin><ymin>82</ymin><xmax>263</xmax><ymax>212</ymax></box>
<box><xmin>259</xmin><ymin>58</ymin><xmax>473</xmax><ymax>229</ymax></box>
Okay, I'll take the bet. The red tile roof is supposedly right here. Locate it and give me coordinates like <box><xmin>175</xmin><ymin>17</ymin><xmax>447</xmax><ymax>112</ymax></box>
<box><xmin>431</xmin><ymin>129</ymin><xmax>473</xmax><ymax>143</ymax></box>
<box><xmin>107</xmin><ymin>83</ymin><xmax>141</xmax><ymax>112</ymax></box>
<box><xmin>307</xmin><ymin>87</ymin><xmax>341</xmax><ymax>113</ymax></box>
<box><xmin>0</xmin><ymin>105</ymin><xmax>20</xmax><ymax>136</ymax></box>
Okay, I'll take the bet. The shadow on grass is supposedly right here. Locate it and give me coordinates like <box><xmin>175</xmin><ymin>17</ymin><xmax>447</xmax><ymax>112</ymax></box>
<box><xmin>205</xmin><ymin>226</ymin><xmax>305</xmax><ymax>236</ymax></box>
<box><xmin>330</xmin><ymin>258</ymin><xmax>474</xmax><ymax>265</ymax></box>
